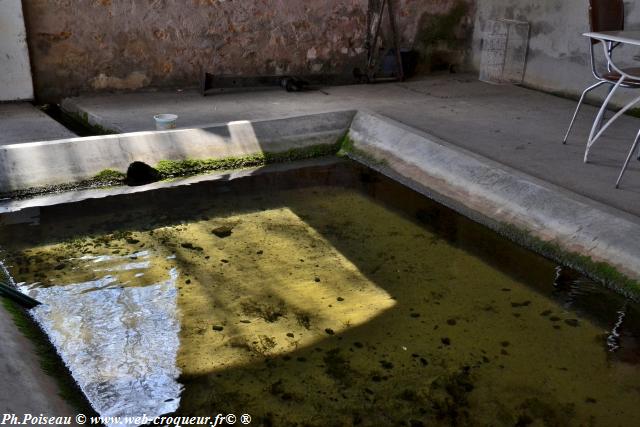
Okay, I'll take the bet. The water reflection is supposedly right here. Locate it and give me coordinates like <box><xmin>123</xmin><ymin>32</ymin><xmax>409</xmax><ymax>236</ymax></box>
<box><xmin>20</xmin><ymin>267</ymin><xmax>181</xmax><ymax>427</ymax></box>
<box><xmin>552</xmin><ymin>265</ymin><xmax>640</xmax><ymax>363</ymax></box>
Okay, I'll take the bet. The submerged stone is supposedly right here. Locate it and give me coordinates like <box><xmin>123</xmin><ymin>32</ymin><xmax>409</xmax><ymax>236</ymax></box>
<box><xmin>511</xmin><ymin>300</ymin><xmax>531</xmax><ymax>308</ymax></box>
<box><xmin>564</xmin><ymin>319</ymin><xmax>579</xmax><ymax>327</ymax></box>
<box><xmin>380</xmin><ymin>360</ymin><xmax>394</xmax><ymax>370</ymax></box>
<box><xmin>125</xmin><ymin>161</ymin><xmax>161</xmax><ymax>186</ymax></box>
<box><xmin>181</xmin><ymin>242</ymin><xmax>203</xmax><ymax>251</ymax></box>
<box><xmin>211</xmin><ymin>225</ymin><xmax>233</xmax><ymax>238</ymax></box>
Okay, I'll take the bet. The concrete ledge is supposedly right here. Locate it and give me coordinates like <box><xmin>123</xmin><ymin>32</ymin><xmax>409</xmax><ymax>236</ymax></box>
<box><xmin>348</xmin><ymin>110</ymin><xmax>640</xmax><ymax>284</ymax></box>
<box><xmin>0</xmin><ymin>158</ymin><xmax>347</xmax><ymax>224</ymax></box>
<box><xmin>0</xmin><ymin>110</ymin><xmax>354</xmax><ymax>192</ymax></box>
<box><xmin>0</xmin><ymin>103</ymin><xmax>75</xmax><ymax>145</ymax></box>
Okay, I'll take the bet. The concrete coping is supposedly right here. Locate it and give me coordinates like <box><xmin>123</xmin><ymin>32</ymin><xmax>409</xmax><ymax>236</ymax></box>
<box><xmin>0</xmin><ymin>109</ymin><xmax>355</xmax><ymax>192</ymax></box>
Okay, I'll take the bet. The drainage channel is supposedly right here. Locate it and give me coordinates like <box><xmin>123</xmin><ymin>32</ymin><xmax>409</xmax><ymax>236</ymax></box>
<box><xmin>37</xmin><ymin>103</ymin><xmax>115</xmax><ymax>137</ymax></box>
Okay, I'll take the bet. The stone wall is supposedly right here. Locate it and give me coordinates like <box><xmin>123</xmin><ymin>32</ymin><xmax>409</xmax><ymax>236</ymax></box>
<box><xmin>23</xmin><ymin>0</ymin><xmax>474</xmax><ymax>102</ymax></box>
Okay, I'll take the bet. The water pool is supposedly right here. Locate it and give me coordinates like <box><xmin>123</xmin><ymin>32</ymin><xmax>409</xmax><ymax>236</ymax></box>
<box><xmin>1</xmin><ymin>159</ymin><xmax>639</xmax><ymax>426</ymax></box>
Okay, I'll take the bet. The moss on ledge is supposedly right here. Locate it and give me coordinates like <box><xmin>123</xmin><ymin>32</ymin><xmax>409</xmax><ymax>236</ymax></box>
<box><xmin>0</xmin><ymin>140</ymin><xmax>344</xmax><ymax>200</ymax></box>
<box><xmin>155</xmin><ymin>141</ymin><xmax>342</xmax><ymax>178</ymax></box>
<box><xmin>93</xmin><ymin>169</ymin><xmax>126</xmax><ymax>183</ymax></box>
<box><xmin>62</xmin><ymin>110</ymin><xmax>116</xmax><ymax>135</ymax></box>
<box><xmin>499</xmin><ymin>223</ymin><xmax>640</xmax><ymax>299</ymax></box>
<box><xmin>338</xmin><ymin>133</ymin><xmax>388</xmax><ymax>167</ymax></box>
<box><xmin>337</xmin><ymin>133</ymin><xmax>640</xmax><ymax>298</ymax></box>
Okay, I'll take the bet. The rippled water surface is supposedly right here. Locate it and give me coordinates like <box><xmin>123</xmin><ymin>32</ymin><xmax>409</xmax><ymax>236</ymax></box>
<box><xmin>2</xmin><ymin>174</ymin><xmax>640</xmax><ymax>426</ymax></box>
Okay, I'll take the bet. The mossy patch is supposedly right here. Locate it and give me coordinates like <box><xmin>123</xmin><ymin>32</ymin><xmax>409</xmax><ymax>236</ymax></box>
<box><xmin>156</xmin><ymin>142</ymin><xmax>341</xmax><ymax>178</ymax></box>
<box><xmin>63</xmin><ymin>110</ymin><xmax>116</xmax><ymax>136</ymax></box>
<box><xmin>499</xmin><ymin>223</ymin><xmax>640</xmax><ymax>298</ymax></box>
<box><xmin>337</xmin><ymin>133</ymin><xmax>388</xmax><ymax>167</ymax></box>
<box><xmin>336</xmin><ymin>133</ymin><xmax>354</xmax><ymax>157</ymax></box>
<box><xmin>39</xmin><ymin>104</ymin><xmax>116</xmax><ymax>136</ymax></box>
<box><xmin>93</xmin><ymin>169</ymin><xmax>126</xmax><ymax>184</ymax></box>
<box><xmin>0</xmin><ymin>169</ymin><xmax>127</xmax><ymax>199</ymax></box>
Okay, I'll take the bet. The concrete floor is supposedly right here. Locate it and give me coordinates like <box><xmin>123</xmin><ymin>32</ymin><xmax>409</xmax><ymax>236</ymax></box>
<box><xmin>0</xmin><ymin>303</ymin><xmax>80</xmax><ymax>423</ymax></box>
<box><xmin>62</xmin><ymin>74</ymin><xmax>640</xmax><ymax>219</ymax></box>
<box><xmin>0</xmin><ymin>103</ymin><xmax>75</xmax><ymax>145</ymax></box>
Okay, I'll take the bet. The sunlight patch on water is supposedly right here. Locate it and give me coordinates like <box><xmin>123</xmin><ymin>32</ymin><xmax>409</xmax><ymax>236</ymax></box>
<box><xmin>20</xmin><ymin>268</ymin><xmax>182</xmax><ymax>427</ymax></box>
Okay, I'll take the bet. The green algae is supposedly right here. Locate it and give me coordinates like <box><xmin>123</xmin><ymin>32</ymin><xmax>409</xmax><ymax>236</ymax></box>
<box><xmin>62</xmin><ymin>110</ymin><xmax>116</xmax><ymax>135</ymax></box>
<box><xmin>499</xmin><ymin>222</ymin><xmax>640</xmax><ymax>298</ymax></box>
<box><xmin>0</xmin><ymin>169</ymin><xmax>127</xmax><ymax>199</ymax></box>
<box><xmin>155</xmin><ymin>141</ymin><xmax>341</xmax><ymax>178</ymax></box>
<box><xmin>3</xmin><ymin>184</ymin><xmax>640</xmax><ymax>425</ymax></box>
<box><xmin>92</xmin><ymin>168</ymin><xmax>126</xmax><ymax>184</ymax></box>
<box><xmin>337</xmin><ymin>133</ymin><xmax>387</xmax><ymax>167</ymax></box>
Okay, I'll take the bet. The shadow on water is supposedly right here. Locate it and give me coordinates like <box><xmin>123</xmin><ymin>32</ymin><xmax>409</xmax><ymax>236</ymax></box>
<box><xmin>2</xmin><ymin>159</ymin><xmax>640</xmax><ymax>426</ymax></box>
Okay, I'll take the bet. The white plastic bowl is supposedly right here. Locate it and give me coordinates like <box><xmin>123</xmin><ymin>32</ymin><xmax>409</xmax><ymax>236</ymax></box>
<box><xmin>153</xmin><ymin>113</ymin><xmax>178</xmax><ymax>130</ymax></box>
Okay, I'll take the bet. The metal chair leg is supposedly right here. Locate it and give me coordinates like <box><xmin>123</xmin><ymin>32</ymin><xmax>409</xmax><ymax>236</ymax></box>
<box><xmin>586</xmin><ymin>90</ymin><xmax>640</xmax><ymax>162</ymax></box>
<box><xmin>586</xmin><ymin>76</ymin><xmax>626</xmax><ymax>163</ymax></box>
<box><xmin>615</xmin><ymin>129</ymin><xmax>640</xmax><ymax>188</ymax></box>
<box><xmin>595</xmin><ymin>84</ymin><xmax>616</xmax><ymax>133</ymax></box>
<box><xmin>563</xmin><ymin>81</ymin><xmax>607</xmax><ymax>144</ymax></box>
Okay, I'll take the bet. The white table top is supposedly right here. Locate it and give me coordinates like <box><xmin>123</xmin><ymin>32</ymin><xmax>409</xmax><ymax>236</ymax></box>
<box><xmin>583</xmin><ymin>31</ymin><xmax>640</xmax><ymax>46</ymax></box>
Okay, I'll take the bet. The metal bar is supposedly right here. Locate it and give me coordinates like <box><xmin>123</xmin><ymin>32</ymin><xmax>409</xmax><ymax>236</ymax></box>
<box><xmin>367</xmin><ymin>0</ymin><xmax>386</xmax><ymax>80</ymax></box>
<box><xmin>386</xmin><ymin>0</ymin><xmax>404</xmax><ymax>81</ymax></box>
<box><xmin>0</xmin><ymin>282</ymin><xmax>41</xmax><ymax>309</ymax></box>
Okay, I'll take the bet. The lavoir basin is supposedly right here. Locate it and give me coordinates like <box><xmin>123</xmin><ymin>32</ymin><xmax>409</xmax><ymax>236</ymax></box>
<box><xmin>1</xmin><ymin>158</ymin><xmax>639</xmax><ymax>426</ymax></box>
